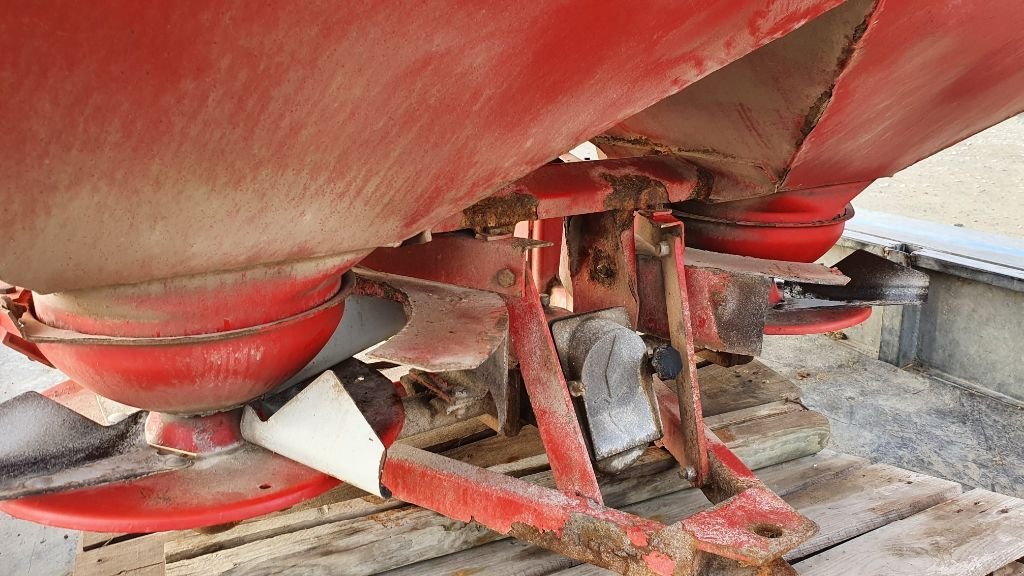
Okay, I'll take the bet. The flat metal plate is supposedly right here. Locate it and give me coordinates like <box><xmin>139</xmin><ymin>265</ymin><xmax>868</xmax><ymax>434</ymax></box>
<box><xmin>355</xmin><ymin>270</ymin><xmax>510</xmax><ymax>373</ymax></box>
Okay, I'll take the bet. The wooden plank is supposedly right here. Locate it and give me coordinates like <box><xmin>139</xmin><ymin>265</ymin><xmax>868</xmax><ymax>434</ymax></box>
<box><xmin>783</xmin><ymin>463</ymin><xmax>961</xmax><ymax>560</ymax></box>
<box><xmin>80</xmin><ymin>532</ymin><xmax>126</xmax><ymax>551</ymax></box>
<box><xmin>379</xmin><ymin>538</ymin><xmax>577</xmax><ymax>576</ymax></box>
<box><xmin>714</xmin><ymin>409</ymin><xmax>830</xmax><ymax>472</ymax></box>
<box><xmin>74</xmin><ymin>534</ymin><xmax>172</xmax><ymax>576</ymax></box>
<box><xmin>699</xmin><ymin>360</ymin><xmax>802</xmax><ymax>417</ymax></box>
<box><xmin>164</xmin><ymin>412</ymin><xmax>834</xmax><ymax>576</ymax></box>
<box><xmin>993</xmin><ymin>562</ymin><xmax>1024</xmax><ymax>576</ymax></box>
<box><xmin>703</xmin><ymin>399</ymin><xmax>803</xmax><ymax>429</ymax></box>
<box><xmin>796</xmin><ymin>489</ymin><xmax>1024</xmax><ymax>576</ymax></box>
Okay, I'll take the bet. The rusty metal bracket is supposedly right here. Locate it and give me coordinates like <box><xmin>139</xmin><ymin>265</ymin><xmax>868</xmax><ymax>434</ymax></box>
<box><xmin>636</xmin><ymin>212</ymin><xmax>710</xmax><ymax>486</ymax></box>
<box><xmin>0</xmin><ymin>289</ymin><xmax>52</xmax><ymax>366</ymax></box>
<box><xmin>381</xmin><ymin>424</ymin><xmax>815</xmax><ymax>575</ymax></box>
<box><xmin>433</xmin><ymin>156</ymin><xmax>703</xmax><ymax>234</ymax></box>
<box><xmin>566</xmin><ymin>210</ymin><xmax>640</xmax><ymax>326</ymax></box>
<box><xmin>637</xmin><ymin>245</ymin><xmax>852</xmax><ymax>356</ymax></box>
<box><xmin>352</xmin><ymin>269</ymin><xmax>509</xmax><ymax>373</ymax></box>
<box><xmin>353</xmin><ymin>268</ymin><xmax>520</xmax><ymax>435</ymax></box>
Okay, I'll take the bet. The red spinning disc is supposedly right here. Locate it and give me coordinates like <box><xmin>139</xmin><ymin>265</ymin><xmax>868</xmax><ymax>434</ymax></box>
<box><xmin>0</xmin><ymin>379</ymin><xmax>404</xmax><ymax>532</ymax></box>
<box><xmin>764</xmin><ymin>307</ymin><xmax>872</xmax><ymax>336</ymax></box>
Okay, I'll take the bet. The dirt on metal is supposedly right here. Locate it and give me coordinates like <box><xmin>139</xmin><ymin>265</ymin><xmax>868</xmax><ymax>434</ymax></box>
<box><xmin>510</xmin><ymin>515</ymin><xmax>694</xmax><ymax>576</ymax></box>
<box><xmin>460</xmin><ymin>192</ymin><xmax>540</xmax><ymax>230</ymax></box>
<box><xmin>602</xmin><ymin>174</ymin><xmax>670</xmax><ymax>212</ymax></box>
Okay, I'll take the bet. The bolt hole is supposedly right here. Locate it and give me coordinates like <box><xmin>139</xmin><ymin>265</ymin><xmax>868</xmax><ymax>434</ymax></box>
<box><xmin>751</xmin><ymin>523</ymin><xmax>784</xmax><ymax>539</ymax></box>
<box><xmin>259</xmin><ymin>483</ymin><xmax>272</xmax><ymax>490</ymax></box>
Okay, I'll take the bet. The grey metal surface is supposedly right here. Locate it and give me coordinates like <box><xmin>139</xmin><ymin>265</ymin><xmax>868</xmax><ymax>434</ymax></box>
<box><xmin>0</xmin><ymin>393</ymin><xmax>189</xmax><ymax>500</ymax></box>
<box><xmin>845</xmin><ymin>209</ymin><xmax>1024</xmax><ymax>291</ymax></box>
<box><xmin>783</xmin><ymin>250</ymin><xmax>929</xmax><ymax>309</ymax></box>
<box><xmin>684</xmin><ymin>248</ymin><xmax>850</xmax><ymax>285</ymax></box>
<box><xmin>915</xmin><ymin>271</ymin><xmax>1024</xmax><ymax>403</ymax></box>
<box><xmin>0</xmin><ymin>347</ymin><xmax>76</xmax><ymax>576</ymax></box>
<box><xmin>282</xmin><ymin>295</ymin><xmax>407</xmax><ymax>389</ymax></box>
<box><xmin>847</xmin><ymin>209</ymin><xmax>1024</xmax><ymax>272</ymax></box>
<box><xmin>828</xmin><ymin>227</ymin><xmax>1024</xmax><ymax>402</ymax></box>
<box><xmin>551</xmin><ymin>310</ymin><xmax>661</xmax><ymax>473</ymax></box>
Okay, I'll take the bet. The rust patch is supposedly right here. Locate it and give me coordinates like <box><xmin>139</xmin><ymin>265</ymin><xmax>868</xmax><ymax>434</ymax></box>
<box><xmin>601</xmin><ymin>173</ymin><xmax>669</xmax><ymax>211</ymax></box>
<box><xmin>793</xmin><ymin>0</ymin><xmax>879</xmax><ymax>152</ymax></box>
<box><xmin>566</xmin><ymin>211</ymin><xmax>633</xmax><ymax>289</ymax></box>
<box><xmin>460</xmin><ymin>192</ymin><xmax>539</xmax><ymax>230</ymax></box>
<box><xmin>692</xmin><ymin>167</ymin><xmax>715</xmax><ymax>202</ymax></box>
<box><xmin>587</xmin><ymin>247</ymin><xmax>619</xmax><ymax>287</ymax></box>
<box><xmin>714</xmin><ymin>427</ymin><xmax>737</xmax><ymax>444</ymax></box>
<box><xmin>592</xmin><ymin>134</ymin><xmax>659</xmax><ymax>150</ymax></box>
<box><xmin>353</xmin><ymin>275</ymin><xmax>408</xmax><ymax>304</ymax></box>
<box><xmin>510</xmin><ymin>516</ymin><xmax>650</xmax><ymax>575</ymax></box>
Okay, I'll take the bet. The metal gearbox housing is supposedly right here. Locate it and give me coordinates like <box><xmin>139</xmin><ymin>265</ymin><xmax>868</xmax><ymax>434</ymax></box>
<box><xmin>551</xmin><ymin>308</ymin><xmax>662</xmax><ymax>474</ymax></box>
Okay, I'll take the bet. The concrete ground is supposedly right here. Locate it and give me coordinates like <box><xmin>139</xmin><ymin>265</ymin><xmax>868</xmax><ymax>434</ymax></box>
<box><xmin>760</xmin><ymin>335</ymin><xmax>1024</xmax><ymax>498</ymax></box>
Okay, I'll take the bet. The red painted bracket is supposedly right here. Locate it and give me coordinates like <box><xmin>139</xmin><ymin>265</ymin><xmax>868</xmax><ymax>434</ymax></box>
<box><xmin>505</xmin><ymin>277</ymin><xmax>603</xmax><ymax>503</ymax></box>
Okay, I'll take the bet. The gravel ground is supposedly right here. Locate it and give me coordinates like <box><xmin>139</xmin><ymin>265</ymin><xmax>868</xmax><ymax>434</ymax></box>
<box><xmin>855</xmin><ymin>113</ymin><xmax>1024</xmax><ymax>238</ymax></box>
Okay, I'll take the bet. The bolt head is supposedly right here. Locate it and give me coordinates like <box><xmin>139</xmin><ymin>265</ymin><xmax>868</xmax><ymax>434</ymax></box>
<box><xmin>567</xmin><ymin>380</ymin><xmax>586</xmax><ymax>398</ymax></box>
<box><xmin>683</xmin><ymin>466</ymin><xmax>697</xmax><ymax>482</ymax></box>
<box><xmin>495</xmin><ymin>268</ymin><xmax>516</xmax><ymax>288</ymax></box>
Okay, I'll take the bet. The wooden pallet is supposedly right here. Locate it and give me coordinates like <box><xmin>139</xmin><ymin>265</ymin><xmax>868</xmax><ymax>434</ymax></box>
<box><xmin>74</xmin><ymin>361</ymin><xmax>1024</xmax><ymax>576</ymax></box>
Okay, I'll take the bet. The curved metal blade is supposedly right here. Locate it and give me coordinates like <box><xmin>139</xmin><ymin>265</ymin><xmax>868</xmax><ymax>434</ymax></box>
<box><xmin>0</xmin><ymin>392</ymin><xmax>190</xmax><ymax>499</ymax></box>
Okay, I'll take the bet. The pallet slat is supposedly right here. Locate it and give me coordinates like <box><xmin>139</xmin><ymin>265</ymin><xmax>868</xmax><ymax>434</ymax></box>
<box><xmin>783</xmin><ymin>463</ymin><xmax>961</xmax><ymax>561</ymax></box>
<box><xmin>796</xmin><ymin>489</ymin><xmax>1024</xmax><ymax>576</ymax></box>
<box><xmin>75</xmin><ymin>534</ymin><xmax>173</xmax><ymax>576</ymax></box>
<box><xmin>994</xmin><ymin>562</ymin><xmax>1024</xmax><ymax>576</ymax></box>
<box><xmin>699</xmin><ymin>362</ymin><xmax>802</xmax><ymax>417</ymax></box>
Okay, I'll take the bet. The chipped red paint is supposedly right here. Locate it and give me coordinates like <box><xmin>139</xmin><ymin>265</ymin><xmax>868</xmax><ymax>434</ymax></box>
<box><xmin>382</xmin><ymin>444</ymin><xmax>683</xmax><ymax>574</ymax></box>
<box><xmin>505</xmin><ymin>278</ymin><xmax>603</xmax><ymax>503</ymax></box>
<box><xmin>565</xmin><ymin>211</ymin><xmax>640</xmax><ymax>326</ymax></box>
<box><xmin>381</xmin><ymin>408</ymin><xmax>814</xmax><ymax>572</ymax></box>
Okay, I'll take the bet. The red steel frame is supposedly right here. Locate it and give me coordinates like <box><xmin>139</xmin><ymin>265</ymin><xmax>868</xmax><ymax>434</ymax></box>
<box><xmin>362</xmin><ymin>218</ymin><xmax>816</xmax><ymax>573</ymax></box>
<box><xmin>506</xmin><ymin>278</ymin><xmax>604</xmax><ymax>503</ymax></box>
